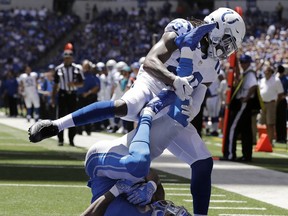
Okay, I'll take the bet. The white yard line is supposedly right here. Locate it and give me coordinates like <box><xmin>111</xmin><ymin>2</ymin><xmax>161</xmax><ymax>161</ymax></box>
<box><xmin>219</xmin><ymin>215</ymin><xmax>287</xmax><ymax>216</ymax></box>
<box><xmin>211</xmin><ymin>207</ymin><xmax>266</xmax><ymax>210</ymax></box>
<box><xmin>183</xmin><ymin>199</ymin><xmax>247</xmax><ymax>203</ymax></box>
<box><xmin>0</xmin><ymin>183</ymin><xmax>87</xmax><ymax>188</ymax></box>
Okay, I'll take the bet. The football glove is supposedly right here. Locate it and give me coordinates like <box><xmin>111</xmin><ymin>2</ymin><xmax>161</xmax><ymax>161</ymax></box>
<box><xmin>174</xmin><ymin>23</ymin><xmax>216</xmax><ymax>51</ymax></box>
<box><xmin>127</xmin><ymin>181</ymin><xmax>157</xmax><ymax>206</ymax></box>
<box><xmin>109</xmin><ymin>179</ymin><xmax>135</xmax><ymax>197</ymax></box>
<box><xmin>173</xmin><ymin>76</ymin><xmax>193</xmax><ymax>101</ymax></box>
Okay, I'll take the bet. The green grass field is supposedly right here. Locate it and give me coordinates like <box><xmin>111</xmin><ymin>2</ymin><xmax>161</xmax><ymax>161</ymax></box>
<box><xmin>0</xmin><ymin>123</ymin><xmax>288</xmax><ymax>216</ymax></box>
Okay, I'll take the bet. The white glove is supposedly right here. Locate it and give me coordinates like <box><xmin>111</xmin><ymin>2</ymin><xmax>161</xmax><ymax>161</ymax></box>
<box><xmin>181</xmin><ymin>97</ymin><xmax>195</xmax><ymax>123</ymax></box>
<box><xmin>173</xmin><ymin>76</ymin><xmax>193</xmax><ymax>101</ymax></box>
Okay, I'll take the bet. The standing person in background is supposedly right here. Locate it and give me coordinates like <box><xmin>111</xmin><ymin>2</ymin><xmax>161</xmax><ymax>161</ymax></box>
<box><xmin>76</xmin><ymin>60</ymin><xmax>100</xmax><ymax>135</ymax></box>
<box><xmin>19</xmin><ymin>64</ymin><xmax>40</xmax><ymax>122</ymax></box>
<box><xmin>222</xmin><ymin>54</ymin><xmax>258</xmax><ymax>162</ymax></box>
<box><xmin>105</xmin><ymin>59</ymin><xmax>119</xmax><ymax>133</ymax></box>
<box><xmin>94</xmin><ymin>62</ymin><xmax>111</xmax><ymax>131</ymax></box>
<box><xmin>2</xmin><ymin>71</ymin><xmax>19</xmax><ymax>117</ymax></box>
<box><xmin>275</xmin><ymin>65</ymin><xmax>288</xmax><ymax>143</ymax></box>
<box><xmin>204</xmin><ymin>71</ymin><xmax>226</xmax><ymax>137</ymax></box>
<box><xmin>117</xmin><ymin>65</ymin><xmax>133</xmax><ymax>134</ymax></box>
<box><xmin>109</xmin><ymin>61</ymin><xmax>127</xmax><ymax>133</ymax></box>
<box><xmin>52</xmin><ymin>43</ymin><xmax>84</xmax><ymax>146</ymax></box>
<box><xmin>124</xmin><ymin>61</ymin><xmax>141</xmax><ymax>132</ymax></box>
<box><xmin>126</xmin><ymin>62</ymin><xmax>140</xmax><ymax>91</ymax></box>
<box><xmin>259</xmin><ymin>62</ymin><xmax>284</xmax><ymax>145</ymax></box>
<box><xmin>43</xmin><ymin>65</ymin><xmax>56</xmax><ymax>120</ymax></box>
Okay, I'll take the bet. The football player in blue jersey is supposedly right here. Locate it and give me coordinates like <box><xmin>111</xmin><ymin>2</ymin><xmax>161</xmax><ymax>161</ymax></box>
<box><xmin>29</xmin><ymin>8</ymin><xmax>245</xmax><ymax>216</ymax></box>
<box><xmin>80</xmin><ymin>105</ymin><xmax>191</xmax><ymax>216</ymax></box>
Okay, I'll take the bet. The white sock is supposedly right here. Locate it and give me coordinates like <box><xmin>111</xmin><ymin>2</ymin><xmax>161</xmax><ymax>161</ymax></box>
<box><xmin>53</xmin><ymin>114</ymin><xmax>75</xmax><ymax>132</ymax></box>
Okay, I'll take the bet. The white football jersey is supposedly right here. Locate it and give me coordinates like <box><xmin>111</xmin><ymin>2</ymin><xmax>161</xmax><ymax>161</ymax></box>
<box><xmin>19</xmin><ymin>72</ymin><xmax>39</xmax><ymax>94</ymax></box>
<box><xmin>164</xmin><ymin>18</ymin><xmax>220</xmax><ymax>84</ymax></box>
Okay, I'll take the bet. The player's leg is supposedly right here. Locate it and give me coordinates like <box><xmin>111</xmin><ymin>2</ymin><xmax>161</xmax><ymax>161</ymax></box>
<box><xmin>120</xmin><ymin>112</ymin><xmax>153</xmax><ymax>178</ymax></box>
<box><xmin>167</xmin><ymin>124</ymin><xmax>213</xmax><ymax>216</ymax></box>
<box><xmin>32</xmin><ymin>93</ymin><xmax>40</xmax><ymax>122</ymax></box>
<box><xmin>24</xmin><ymin>96</ymin><xmax>32</xmax><ymax>122</ymax></box>
<box><xmin>121</xmin><ymin>89</ymin><xmax>177</xmax><ymax>178</ymax></box>
<box><xmin>163</xmin><ymin>83</ymin><xmax>212</xmax><ymax>215</ymax></box>
<box><xmin>28</xmin><ymin>81</ymin><xmax>152</xmax><ymax>143</ymax></box>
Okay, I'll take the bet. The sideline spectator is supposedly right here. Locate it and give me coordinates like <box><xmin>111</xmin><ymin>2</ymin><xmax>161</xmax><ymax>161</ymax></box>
<box><xmin>76</xmin><ymin>60</ymin><xmax>100</xmax><ymax>135</ymax></box>
<box><xmin>94</xmin><ymin>61</ymin><xmax>111</xmax><ymax>131</ymax></box>
<box><xmin>38</xmin><ymin>65</ymin><xmax>56</xmax><ymax>120</ymax></box>
<box><xmin>2</xmin><ymin>71</ymin><xmax>19</xmax><ymax>117</ymax></box>
<box><xmin>275</xmin><ymin>65</ymin><xmax>288</xmax><ymax>143</ymax></box>
<box><xmin>259</xmin><ymin>62</ymin><xmax>284</xmax><ymax>145</ymax></box>
<box><xmin>204</xmin><ymin>71</ymin><xmax>226</xmax><ymax>137</ymax></box>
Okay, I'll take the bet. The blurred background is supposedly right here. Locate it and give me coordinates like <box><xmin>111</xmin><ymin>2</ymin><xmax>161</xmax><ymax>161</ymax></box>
<box><xmin>0</xmin><ymin>0</ymin><xmax>287</xmax><ymax>72</ymax></box>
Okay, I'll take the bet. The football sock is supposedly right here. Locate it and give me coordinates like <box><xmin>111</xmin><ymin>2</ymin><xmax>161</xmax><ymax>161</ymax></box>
<box><xmin>120</xmin><ymin>114</ymin><xmax>153</xmax><ymax>178</ymax></box>
<box><xmin>53</xmin><ymin>101</ymin><xmax>115</xmax><ymax>131</ymax></box>
<box><xmin>190</xmin><ymin>157</ymin><xmax>213</xmax><ymax>215</ymax></box>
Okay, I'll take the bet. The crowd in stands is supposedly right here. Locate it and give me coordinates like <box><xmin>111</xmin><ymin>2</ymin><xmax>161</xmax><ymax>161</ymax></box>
<box><xmin>0</xmin><ymin>3</ymin><xmax>287</xmax><ymax>145</ymax></box>
<box><xmin>0</xmin><ymin>6</ymin><xmax>80</xmax><ymax>76</ymax></box>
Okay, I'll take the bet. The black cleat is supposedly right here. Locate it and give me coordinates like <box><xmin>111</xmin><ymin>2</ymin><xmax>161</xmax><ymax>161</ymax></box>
<box><xmin>28</xmin><ymin>120</ymin><xmax>59</xmax><ymax>143</ymax></box>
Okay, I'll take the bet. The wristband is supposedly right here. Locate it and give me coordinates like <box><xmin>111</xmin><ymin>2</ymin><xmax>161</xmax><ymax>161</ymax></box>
<box><xmin>148</xmin><ymin>181</ymin><xmax>157</xmax><ymax>192</ymax></box>
<box><xmin>141</xmin><ymin>107</ymin><xmax>156</xmax><ymax>117</ymax></box>
<box><xmin>109</xmin><ymin>185</ymin><xmax>120</xmax><ymax>197</ymax></box>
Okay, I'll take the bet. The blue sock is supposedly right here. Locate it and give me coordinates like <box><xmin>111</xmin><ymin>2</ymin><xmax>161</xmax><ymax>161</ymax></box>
<box><xmin>120</xmin><ymin>114</ymin><xmax>153</xmax><ymax>178</ymax></box>
<box><xmin>72</xmin><ymin>101</ymin><xmax>115</xmax><ymax>126</ymax></box>
<box><xmin>190</xmin><ymin>157</ymin><xmax>213</xmax><ymax>215</ymax></box>
<box><xmin>27</xmin><ymin>108</ymin><xmax>32</xmax><ymax>118</ymax></box>
<box><xmin>34</xmin><ymin>108</ymin><xmax>40</xmax><ymax>120</ymax></box>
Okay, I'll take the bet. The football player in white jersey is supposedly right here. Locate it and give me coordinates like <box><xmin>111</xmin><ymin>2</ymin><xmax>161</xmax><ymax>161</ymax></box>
<box><xmin>29</xmin><ymin>8</ymin><xmax>245</xmax><ymax>216</ymax></box>
<box><xmin>204</xmin><ymin>70</ymin><xmax>227</xmax><ymax>136</ymax></box>
<box><xmin>19</xmin><ymin>65</ymin><xmax>40</xmax><ymax>122</ymax></box>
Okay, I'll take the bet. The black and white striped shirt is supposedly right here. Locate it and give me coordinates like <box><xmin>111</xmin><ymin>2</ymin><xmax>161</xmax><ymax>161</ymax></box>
<box><xmin>54</xmin><ymin>63</ymin><xmax>84</xmax><ymax>92</ymax></box>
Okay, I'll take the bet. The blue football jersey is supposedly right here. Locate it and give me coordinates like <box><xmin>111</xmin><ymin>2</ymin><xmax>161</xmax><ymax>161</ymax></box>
<box><xmin>104</xmin><ymin>196</ymin><xmax>152</xmax><ymax>216</ymax></box>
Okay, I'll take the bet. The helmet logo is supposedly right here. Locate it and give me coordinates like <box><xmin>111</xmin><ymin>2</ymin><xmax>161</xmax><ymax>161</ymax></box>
<box><xmin>221</xmin><ymin>11</ymin><xmax>239</xmax><ymax>24</ymax></box>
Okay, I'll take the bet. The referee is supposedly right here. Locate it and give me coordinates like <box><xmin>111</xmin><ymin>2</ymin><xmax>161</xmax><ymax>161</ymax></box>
<box><xmin>51</xmin><ymin>43</ymin><xmax>84</xmax><ymax>146</ymax></box>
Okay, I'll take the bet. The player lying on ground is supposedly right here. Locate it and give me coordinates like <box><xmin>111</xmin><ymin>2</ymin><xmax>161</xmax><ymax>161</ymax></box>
<box><xmin>81</xmin><ymin>169</ymin><xmax>191</xmax><ymax>216</ymax></box>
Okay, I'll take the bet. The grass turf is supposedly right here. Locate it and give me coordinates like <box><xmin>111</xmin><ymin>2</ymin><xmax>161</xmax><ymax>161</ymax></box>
<box><xmin>0</xmin><ymin>123</ymin><xmax>288</xmax><ymax>215</ymax></box>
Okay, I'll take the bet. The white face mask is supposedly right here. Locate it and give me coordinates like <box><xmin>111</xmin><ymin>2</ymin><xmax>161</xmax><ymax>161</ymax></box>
<box><xmin>208</xmin><ymin>29</ymin><xmax>238</xmax><ymax>60</ymax></box>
